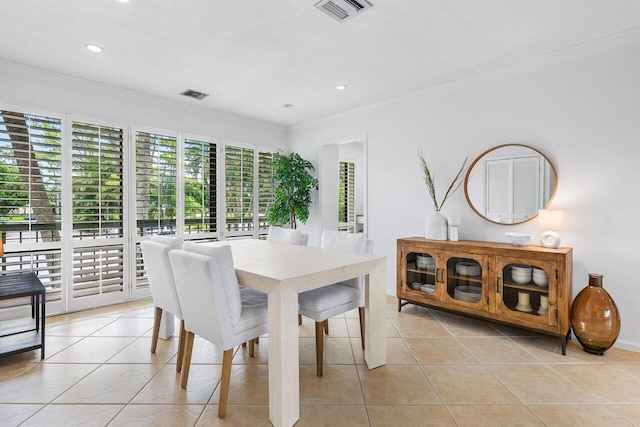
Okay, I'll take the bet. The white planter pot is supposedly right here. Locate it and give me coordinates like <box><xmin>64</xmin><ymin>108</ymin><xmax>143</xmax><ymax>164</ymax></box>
<box><xmin>425</xmin><ymin>211</ymin><xmax>448</xmax><ymax>240</ymax></box>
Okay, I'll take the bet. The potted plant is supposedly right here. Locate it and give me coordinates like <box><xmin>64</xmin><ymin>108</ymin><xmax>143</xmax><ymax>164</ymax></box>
<box><xmin>267</xmin><ymin>152</ymin><xmax>319</xmax><ymax>229</ymax></box>
<box><xmin>418</xmin><ymin>148</ymin><xmax>467</xmax><ymax>240</ymax></box>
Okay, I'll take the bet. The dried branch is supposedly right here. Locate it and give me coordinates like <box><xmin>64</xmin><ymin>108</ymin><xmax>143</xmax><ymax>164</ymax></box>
<box><xmin>418</xmin><ymin>148</ymin><xmax>468</xmax><ymax>211</ymax></box>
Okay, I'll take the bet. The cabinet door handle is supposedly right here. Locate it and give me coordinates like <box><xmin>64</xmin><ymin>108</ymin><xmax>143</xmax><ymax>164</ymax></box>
<box><xmin>436</xmin><ymin>268</ymin><xmax>443</xmax><ymax>283</ymax></box>
<box><xmin>495</xmin><ymin>277</ymin><xmax>501</xmax><ymax>293</ymax></box>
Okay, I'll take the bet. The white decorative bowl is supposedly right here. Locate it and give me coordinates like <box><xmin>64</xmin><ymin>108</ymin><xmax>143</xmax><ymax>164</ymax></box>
<box><xmin>416</xmin><ymin>254</ymin><xmax>435</xmax><ymax>270</ymax></box>
<box><xmin>506</xmin><ymin>232</ymin><xmax>535</xmax><ymax>247</ymax></box>
<box><xmin>512</xmin><ymin>272</ymin><xmax>531</xmax><ymax>284</ymax></box>
<box><xmin>532</xmin><ymin>271</ymin><xmax>548</xmax><ymax>287</ymax></box>
<box><xmin>455</xmin><ymin>261</ymin><xmax>481</xmax><ymax>276</ymax></box>
<box><xmin>420</xmin><ymin>284</ymin><xmax>436</xmax><ymax>293</ymax></box>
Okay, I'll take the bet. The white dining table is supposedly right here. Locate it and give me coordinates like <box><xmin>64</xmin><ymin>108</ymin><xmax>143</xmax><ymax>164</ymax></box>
<box><xmin>215</xmin><ymin>239</ymin><xmax>387</xmax><ymax>427</ymax></box>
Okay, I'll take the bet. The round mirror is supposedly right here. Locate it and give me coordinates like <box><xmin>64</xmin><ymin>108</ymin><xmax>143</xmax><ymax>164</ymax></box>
<box><xmin>464</xmin><ymin>144</ymin><xmax>557</xmax><ymax>225</ymax></box>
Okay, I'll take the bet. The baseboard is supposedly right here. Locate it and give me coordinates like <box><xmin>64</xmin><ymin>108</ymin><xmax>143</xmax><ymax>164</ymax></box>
<box><xmin>614</xmin><ymin>339</ymin><xmax>640</xmax><ymax>354</ymax></box>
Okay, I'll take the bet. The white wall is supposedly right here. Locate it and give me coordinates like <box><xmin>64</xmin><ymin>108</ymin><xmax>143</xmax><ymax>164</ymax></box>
<box><xmin>0</xmin><ymin>61</ymin><xmax>288</xmax><ymax>149</ymax></box>
<box><xmin>289</xmin><ymin>41</ymin><xmax>640</xmax><ymax>352</ymax></box>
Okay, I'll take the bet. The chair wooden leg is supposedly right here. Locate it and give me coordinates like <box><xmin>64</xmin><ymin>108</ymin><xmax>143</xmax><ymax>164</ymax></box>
<box><xmin>298</xmin><ymin>314</ymin><xmax>302</xmax><ymax>325</ymax></box>
<box><xmin>151</xmin><ymin>306</ymin><xmax>162</xmax><ymax>353</ymax></box>
<box><xmin>176</xmin><ymin>320</ymin><xmax>186</xmax><ymax>373</ymax></box>
<box><xmin>359</xmin><ymin>307</ymin><xmax>365</xmax><ymax>350</ymax></box>
<box><xmin>180</xmin><ymin>331</ymin><xmax>195</xmax><ymax>389</ymax></box>
<box><xmin>315</xmin><ymin>321</ymin><xmax>324</xmax><ymax>377</ymax></box>
<box><xmin>218</xmin><ymin>348</ymin><xmax>234</xmax><ymax>418</ymax></box>
<box><xmin>248</xmin><ymin>338</ymin><xmax>255</xmax><ymax>357</ymax></box>
<box><xmin>324</xmin><ymin>319</ymin><xmax>329</xmax><ymax>335</ymax></box>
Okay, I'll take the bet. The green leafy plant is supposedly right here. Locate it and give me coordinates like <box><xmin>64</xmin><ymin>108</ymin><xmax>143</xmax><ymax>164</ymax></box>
<box><xmin>419</xmin><ymin>148</ymin><xmax>468</xmax><ymax>212</ymax></box>
<box><xmin>267</xmin><ymin>152</ymin><xmax>319</xmax><ymax>229</ymax></box>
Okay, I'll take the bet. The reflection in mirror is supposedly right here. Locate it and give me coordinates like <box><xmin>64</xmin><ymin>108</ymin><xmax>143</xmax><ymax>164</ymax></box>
<box><xmin>464</xmin><ymin>144</ymin><xmax>557</xmax><ymax>225</ymax></box>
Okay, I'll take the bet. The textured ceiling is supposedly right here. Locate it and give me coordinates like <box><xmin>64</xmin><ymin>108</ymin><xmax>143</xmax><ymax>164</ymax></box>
<box><xmin>1</xmin><ymin>0</ymin><xmax>639</xmax><ymax>126</ymax></box>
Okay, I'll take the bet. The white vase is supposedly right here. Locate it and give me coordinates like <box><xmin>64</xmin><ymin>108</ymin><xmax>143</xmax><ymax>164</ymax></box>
<box><xmin>425</xmin><ymin>211</ymin><xmax>448</xmax><ymax>240</ymax></box>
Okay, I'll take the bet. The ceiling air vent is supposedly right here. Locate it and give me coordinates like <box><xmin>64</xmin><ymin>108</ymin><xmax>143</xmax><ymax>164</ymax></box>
<box><xmin>180</xmin><ymin>89</ymin><xmax>210</xmax><ymax>100</ymax></box>
<box><xmin>314</xmin><ymin>0</ymin><xmax>372</xmax><ymax>23</ymax></box>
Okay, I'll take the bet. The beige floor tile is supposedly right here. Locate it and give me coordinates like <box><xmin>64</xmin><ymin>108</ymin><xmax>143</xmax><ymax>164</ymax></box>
<box><xmin>132</xmin><ymin>364</ymin><xmax>220</xmax><ymax>404</ymax></box>
<box><xmin>358</xmin><ymin>364</ymin><xmax>441</xmax><ymax>405</ymax></box>
<box><xmin>296</xmin><ymin>405</ymin><xmax>369</xmax><ymax>426</ymax></box>
<box><xmin>90</xmin><ymin>317</ymin><xmax>152</xmax><ymax>337</ymax></box>
<box><xmin>551</xmin><ymin>363</ymin><xmax>640</xmax><ymax>403</ymax></box>
<box><xmin>392</xmin><ymin>315</ymin><xmax>452</xmax><ymax>338</ymax></box>
<box><xmin>108</xmin><ymin>404</ymin><xmax>204</xmax><ymax>427</ymax></box>
<box><xmin>448</xmin><ymin>404</ymin><xmax>544</xmax><ymax>426</ymax></box>
<box><xmin>528</xmin><ymin>404</ymin><xmax>632</xmax><ymax>426</ymax></box>
<box><xmin>423</xmin><ymin>364</ymin><xmax>519</xmax><ymax>405</ymax></box>
<box><xmin>459</xmin><ymin>337</ymin><xmax>540</xmax><ymax>364</ymax></box>
<box><xmin>300</xmin><ymin>365</ymin><xmax>364</xmax><ymax>405</ymax></box>
<box><xmin>45</xmin><ymin>336</ymin><xmax>136</xmax><ymax>363</ymax></box>
<box><xmin>430</xmin><ymin>310</ymin><xmax>503</xmax><ymax>337</ymax></box>
<box><xmin>198</xmin><ymin>405</ymin><xmax>271</xmax><ymax>426</ymax></box>
<box><xmin>606</xmin><ymin>404</ymin><xmax>640</xmax><ymax>425</ymax></box>
<box><xmin>53</xmin><ymin>363</ymin><xmax>162</xmax><ymax>404</ymax></box>
<box><xmin>0</xmin><ymin>360</ymin><xmax>38</xmax><ymax>383</ymax></box>
<box><xmin>299</xmin><ymin>337</ymin><xmax>355</xmax><ymax>365</ymax></box>
<box><xmin>367</xmin><ymin>405</ymin><xmax>456</xmax><ymax>426</ymax></box>
<box><xmin>0</xmin><ymin>404</ymin><xmax>44</xmax><ymax>426</ymax></box>
<box><xmin>20</xmin><ymin>404</ymin><xmax>123</xmax><ymax>426</ymax></box>
<box><xmin>492</xmin><ymin>323</ymin><xmax>545</xmax><ymax>337</ymax></box>
<box><xmin>45</xmin><ymin>317</ymin><xmax>117</xmax><ymax>336</ymax></box>
<box><xmin>351</xmin><ymin>337</ymin><xmax>417</xmax><ymax>365</ymax></box>
<box><xmin>107</xmin><ymin>336</ymin><xmax>179</xmax><ymax>364</ymax></box>
<box><xmin>0</xmin><ymin>363</ymin><xmax>98</xmax><ymax>403</ymax></box>
<box><xmin>405</xmin><ymin>337</ymin><xmax>478</xmax><ymax>364</ymax></box>
<box><xmin>122</xmin><ymin>305</ymin><xmax>156</xmax><ymax>318</ymax></box>
<box><xmin>511</xmin><ymin>337</ymin><xmax>602</xmax><ymax>364</ymax></box>
<box><xmin>211</xmin><ymin>364</ymin><xmax>269</xmax><ymax>405</ymax></box>
<box><xmin>346</xmin><ymin>318</ymin><xmax>400</xmax><ymax>338</ymax></box>
<box><xmin>487</xmin><ymin>364</ymin><xmax>599</xmax><ymax>404</ymax></box>
<box><xmin>386</xmin><ymin>303</ymin><xmax>431</xmax><ymax>320</ymax></box>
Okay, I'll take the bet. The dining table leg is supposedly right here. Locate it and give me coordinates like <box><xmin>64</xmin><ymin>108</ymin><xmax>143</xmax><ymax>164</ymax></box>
<box><xmin>364</xmin><ymin>259</ymin><xmax>387</xmax><ymax>368</ymax></box>
<box><xmin>268</xmin><ymin>283</ymin><xmax>300</xmax><ymax>427</ymax></box>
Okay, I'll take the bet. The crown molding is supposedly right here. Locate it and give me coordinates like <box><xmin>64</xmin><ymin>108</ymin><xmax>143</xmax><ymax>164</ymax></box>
<box><xmin>0</xmin><ymin>59</ymin><xmax>287</xmax><ymax>134</ymax></box>
<box><xmin>290</xmin><ymin>27</ymin><xmax>640</xmax><ymax>131</ymax></box>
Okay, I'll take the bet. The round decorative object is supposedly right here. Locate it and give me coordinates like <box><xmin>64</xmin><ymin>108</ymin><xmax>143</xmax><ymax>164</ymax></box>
<box><xmin>570</xmin><ymin>274</ymin><xmax>621</xmax><ymax>355</ymax></box>
<box><xmin>425</xmin><ymin>211</ymin><xmax>448</xmax><ymax>240</ymax></box>
<box><xmin>540</xmin><ymin>230</ymin><xmax>561</xmax><ymax>248</ymax></box>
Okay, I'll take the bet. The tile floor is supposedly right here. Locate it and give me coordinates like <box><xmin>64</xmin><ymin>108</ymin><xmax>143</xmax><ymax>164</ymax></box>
<box><xmin>1</xmin><ymin>297</ymin><xmax>640</xmax><ymax>426</ymax></box>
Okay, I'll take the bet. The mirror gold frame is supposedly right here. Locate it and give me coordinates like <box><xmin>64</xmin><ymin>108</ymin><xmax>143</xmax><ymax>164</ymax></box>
<box><xmin>464</xmin><ymin>144</ymin><xmax>558</xmax><ymax>225</ymax></box>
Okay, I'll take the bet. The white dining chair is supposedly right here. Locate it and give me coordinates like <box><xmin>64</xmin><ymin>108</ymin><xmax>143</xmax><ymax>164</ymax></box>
<box><xmin>140</xmin><ymin>238</ymin><xmax>186</xmax><ymax>373</ymax></box>
<box><xmin>298</xmin><ymin>230</ymin><xmax>372</xmax><ymax>376</ymax></box>
<box><xmin>182</xmin><ymin>240</ymin><xmax>267</xmax><ymax>355</ymax></box>
<box><xmin>267</xmin><ymin>225</ymin><xmax>308</xmax><ymax>246</ymax></box>
<box><xmin>168</xmin><ymin>247</ymin><xmax>268</xmax><ymax>418</ymax></box>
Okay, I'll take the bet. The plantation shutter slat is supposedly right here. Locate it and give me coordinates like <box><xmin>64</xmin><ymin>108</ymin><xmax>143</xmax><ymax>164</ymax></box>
<box><xmin>258</xmin><ymin>151</ymin><xmax>275</xmax><ymax>231</ymax></box>
<box><xmin>135</xmin><ymin>131</ymin><xmax>177</xmax><ymax>236</ymax></box>
<box><xmin>71</xmin><ymin>121</ymin><xmax>124</xmax><ymax>239</ymax></box>
<box><xmin>225</xmin><ymin>145</ymin><xmax>254</xmax><ymax>234</ymax></box>
<box><xmin>72</xmin><ymin>245</ymin><xmax>124</xmax><ymax>298</ymax></box>
<box><xmin>184</xmin><ymin>138</ymin><xmax>216</xmax><ymax>234</ymax></box>
<box><xmin>338</xmin><ymin>161</ymin><xmax>355</xmax><ymax>232</ymax></box>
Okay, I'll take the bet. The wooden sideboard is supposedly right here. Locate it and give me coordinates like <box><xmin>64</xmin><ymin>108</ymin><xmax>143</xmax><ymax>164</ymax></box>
<box><xmin>397</xmin><ymin>238</ymin><xmax>573</xmax><ymax>354</ymax></box>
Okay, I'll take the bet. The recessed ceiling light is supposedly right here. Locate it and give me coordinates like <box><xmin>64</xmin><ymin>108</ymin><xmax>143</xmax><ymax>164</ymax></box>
<box><xmin>85</xmin><ymin>44</ymin><xmax>103</xmax><ymax>53</ymax></box>
<box><xmin>117</xmin><ymin>0</ymin><xmax>130</xmax><ymax>3</ymax></box>
<box><xmin>336</xmin><ymin>85</ymin><xmax>347</xmax><ymax>90</ymax></box>
<box><xmin>283</xmin><ymin>104</ymin><xmax>294</xmax><ymax>108</ymax></box>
